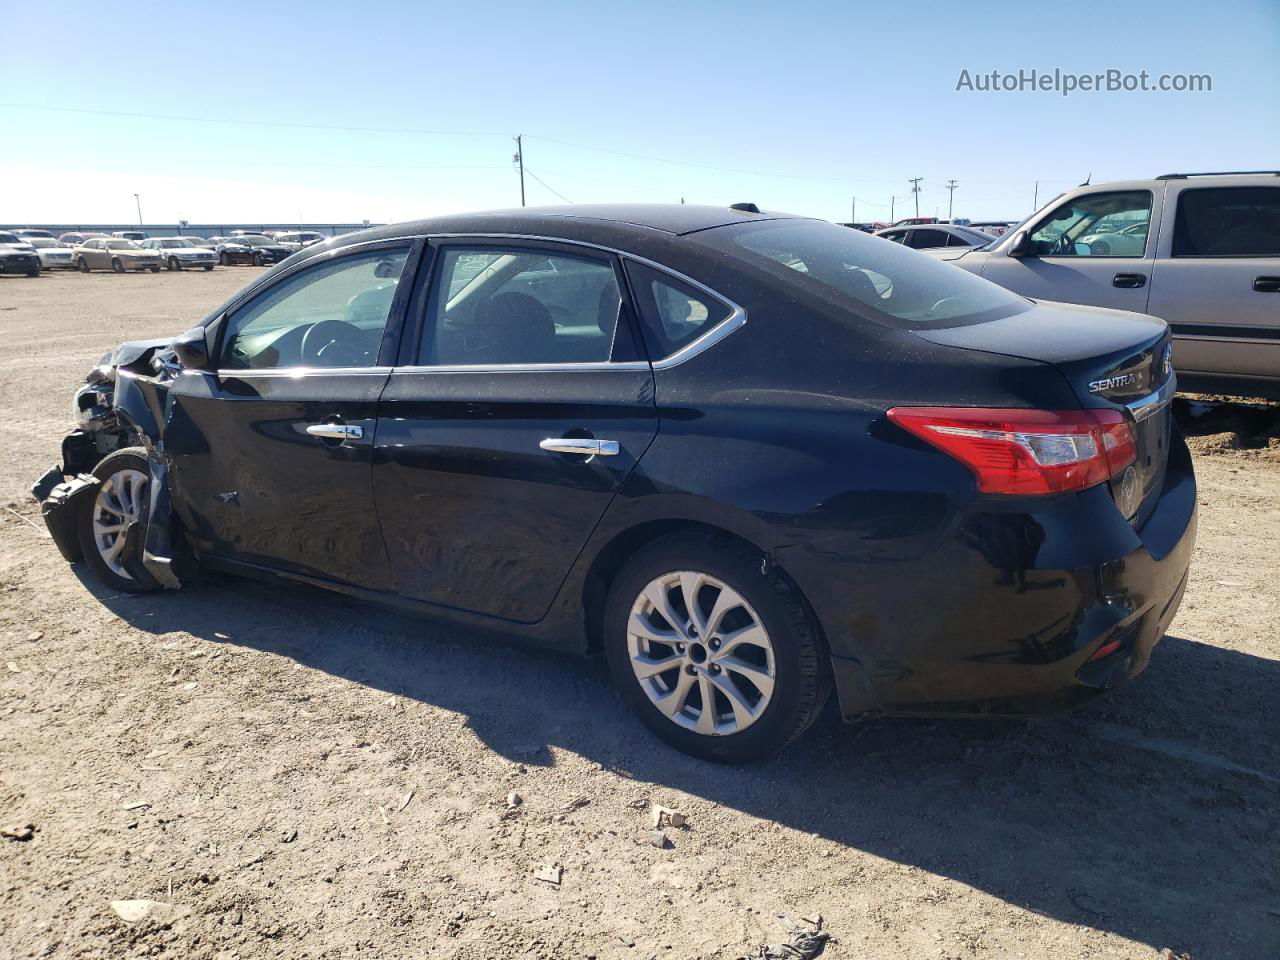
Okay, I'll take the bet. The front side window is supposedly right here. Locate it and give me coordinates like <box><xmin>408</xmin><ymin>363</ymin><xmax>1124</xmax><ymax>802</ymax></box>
<box><xmin>1172</xmin><ymin>186</ymin><xmax>1280</xmax><ymax>257</ymax></box>
<box><xmin>698</xmin><ymin>218</ymin><xmax>1028</xmax><ymax>329</ymax></box>
<box><xmin>420</xmin><ymin>247</ymin><xmax>623</xmax><ymax>366</ymax></box>
<box><xmin>1027</xmin><ymin>190</ymin><xmax>1152</xmax><ymax>257</ymax></box>
<box><xmin>219</xmin><ymin>246</ymin><xmax>409</xmax><ymax>370</ymax></box>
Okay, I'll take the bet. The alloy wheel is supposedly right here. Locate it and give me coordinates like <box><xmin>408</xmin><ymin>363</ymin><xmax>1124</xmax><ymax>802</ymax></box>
<box><xmin>91</xmin><ymin>468</ymin><xmax>148</xmax><ymax>578</ymax></box>
<box><xmin>627</xmin><ymin>570</ymin><xmax>776</xmax><ymax>736</ymax></box>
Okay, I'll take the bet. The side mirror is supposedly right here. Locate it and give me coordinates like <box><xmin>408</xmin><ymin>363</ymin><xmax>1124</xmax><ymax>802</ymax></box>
<box><xmin>171</xmin><ymin>325</ymin><xmax>210</xmax><ymax>370</ymax></box>
<box><xmin>1007</xmin><ymin>230</ymin><xmax>1034</xmax><ymax>258</ymax></box>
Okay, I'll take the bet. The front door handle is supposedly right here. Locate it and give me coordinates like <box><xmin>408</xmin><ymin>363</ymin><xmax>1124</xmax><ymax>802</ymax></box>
<box><xmin>539</xmin><ymin>438</ymin><xmax>620</xmax><ymax>457</ymax></box>
<box><xmin>1253</xmin><ymin>276</ymin><xmax>1280</xmax><ymax>292</ymax></box>
<box><xmin>1113</xmin><ymin>273</ymin><xmax>1146</xmax><ymax>289</ymax></box>
<box><xmin>306</xmin><ymin>423</ymin><xmax>364</xmax><ymax>441</ymax></box>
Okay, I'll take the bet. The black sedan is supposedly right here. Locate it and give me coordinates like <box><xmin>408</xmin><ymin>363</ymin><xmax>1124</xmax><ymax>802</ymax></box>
<box><xmin>212</xmin><ymin>234</ymin><xmax>292</xmax><ymax>267</ymax></box>
<box><xmin>34</xmin><ymin>204</ymin><xmax>1196</xmax><ymax>761</ymax></box>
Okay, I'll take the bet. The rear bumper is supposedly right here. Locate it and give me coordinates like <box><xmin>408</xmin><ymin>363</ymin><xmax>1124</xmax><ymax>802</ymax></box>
<box><xmin>797</xmin><ymin>431</ymin><xmax>1198</xmax><ymax>719</ymax></box>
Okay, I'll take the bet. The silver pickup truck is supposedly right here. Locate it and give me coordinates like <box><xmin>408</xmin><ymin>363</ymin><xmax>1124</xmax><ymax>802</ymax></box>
<box><xmin>926</xmin><ymin>172</ymin><xmax>1280</xmax><ymax>398</ymax></box>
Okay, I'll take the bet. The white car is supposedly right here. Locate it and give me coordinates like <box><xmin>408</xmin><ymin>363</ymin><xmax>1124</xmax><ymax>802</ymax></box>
<box><xmin>271</xmin><ymin>230</ymin><xmax>328</xmax><ymax>252</ymax></box>
<box><xmin>27</xmin><ymin>237</ymin><xmax>77</xmax><ymax>270</ymax></box>
<box><xmin>141</xmin><ymin>237</ymin><xmax>218</xmax><ymax>271</ymax></box>
<box><xmin>875</xmin><ymin>223</ymin><xmax>997</xmax><ymax>252</ymax></box>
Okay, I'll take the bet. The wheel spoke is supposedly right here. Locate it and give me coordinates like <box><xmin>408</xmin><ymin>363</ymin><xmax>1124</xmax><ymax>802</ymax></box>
<box><xmin>631</xmin><ymin>651</ymin><xmax>682</xmax><ymax>680</ymax></box>
<box><xmin>679</xmin><ymin>572</ymin><xmax>707</xmax><ymax>633</ymax></box>
<box><xmin>704</xmin><ymin>585</ymin><xmax>743</xmax><ymax>638</ymax></box>
<box><xmin>707</xmin><ymin>670</ymin><xmax>758</xmax><ymax>729</ymax></box>
<box><xmin>653</xmin><ymin>669</ymin><xmax>695</xmax><ymax>718</ymax></box>
<box><xmin>643</xmin><ymin>580</ymin><xmax>684</xmax><ymax>635</ymax></box>
<box><xmin>94</xmin><ymin>522</ymin><xmax>126</xmax><ymax>535</ymax></box>
<box><xmin>717</xmin><ymin>656</ymin><xmax>775</xmax><ymax>700</ymax></box>
<box><xmin>629</xmin><ymin>611</ymin><xmax>679</xmax><ymax>646</ymax></box>
<box><xmin>695</xmin><ymin>674</ymin><xmax>718</xmax><ymax>734</ymax></box>
<box><xmin>103</xmin><ymin>535</ymin><xmax>126</xmax><ymax>564</ymax></box>
<box><xmin>715</xmin><ymin>623</ymin><xmax>768</xmax><ymax>657</ymax></box>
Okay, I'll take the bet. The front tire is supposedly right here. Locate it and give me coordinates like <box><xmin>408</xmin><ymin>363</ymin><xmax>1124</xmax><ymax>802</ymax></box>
<box><xmin>77</xmin><ymin>448</ymin><xmax>160</xmax><ymax>593</ymax></box>
<box><xmin>111</xmin><ymin>258</ymin><xmax>125</xmax><ymax>274</ymax></box>
<box><xmin>252</xmin><ymin>252</ymin><xmax>264</xmax><ymax>267</ymax></box>
<box><xmin>168</xmin><ymin>256</ymin><xmax>180</xmax><ymax>271</ymax></box>
<box><xmin>604</xmin><ymin>532</ymin><xmax>829</xmax><ymax>762</ymax></box>
<box><xmin>219</xmin><ymin>252</ymin><xmax>229</xmax><ymax>266</ymax></box>
<box><xmin>78</xmin><ymin>257</ymin><xmax>90</xmax><ymax>273</ymax></box>
<box><xmin>203</xmin><ymin>264</ymin><xmax>214</xmax><ymax>271</ymax></box>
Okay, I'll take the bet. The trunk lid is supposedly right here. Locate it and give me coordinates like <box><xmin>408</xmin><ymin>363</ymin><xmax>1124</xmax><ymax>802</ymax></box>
<box><xmin>912</xmin><ymin>300</ymin><xmax>1175</xmax><ymax>520</ymax></box>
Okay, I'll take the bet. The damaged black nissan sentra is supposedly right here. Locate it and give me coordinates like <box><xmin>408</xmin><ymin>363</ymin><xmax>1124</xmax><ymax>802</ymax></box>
<box><xmin>33</xmin><ymin>204</ymin><xmax>1197</xmax><ymax>761</ymax></box>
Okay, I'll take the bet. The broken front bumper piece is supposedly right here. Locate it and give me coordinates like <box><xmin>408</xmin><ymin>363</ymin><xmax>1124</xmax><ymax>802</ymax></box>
<box><xmin>31</xmin><ymin>458</ymin><xmax>183</xmax><ymax>590</ymax></box>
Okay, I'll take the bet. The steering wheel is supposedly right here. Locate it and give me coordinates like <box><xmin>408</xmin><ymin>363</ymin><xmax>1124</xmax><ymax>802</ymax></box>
<box><xmin>300</xmin><ymin>319</ymin><xmax>364</xmax><ymax>367</ymax></box>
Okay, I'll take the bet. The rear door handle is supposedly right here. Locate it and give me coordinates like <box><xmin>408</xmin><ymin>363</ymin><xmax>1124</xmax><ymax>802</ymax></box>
<box><xmin>1113</xmin><ymin>273</ymin><xmax>1146</xmax><ymax>289</ymax></box>
<box><xmin>1253</xmin><ymin>276</ymin><xmax>1280</xmax><ymax>292</ymax></box>
<box><xmin>306</xmin><ymin>423</ymin><xmax>364</xmax><ymax>440</ymax></box>
<box><xmin>539</xmin><ymin>438</ymin><xmax>620</xmax><ymax>457</ymax></box>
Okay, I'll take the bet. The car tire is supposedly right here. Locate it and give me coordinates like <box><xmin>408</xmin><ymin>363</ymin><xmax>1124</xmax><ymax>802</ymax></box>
<box><xmin>78</xmin><ymin>257</ymin><xmax>90</xmax><ymax>273</ymax></box>
<box><xmin>168</xmin><ymin>257</ymin><xmax>180</xmax><ymax>271</ymax></box>
<box><xmin>26</xmin><ymin>268</ymin><xmax>40</xmax><ymax>277</ymax></box>
<box><xmin>150</xmin><ymin>266</ymin><xmax>161</xmax><ymax>273</ymax></box>
<box><xmin>219</xmin><ymin>252</ymin><xmax>229</xmax><ymax>266</ymax></box>
<box><xmin>203</xmin><ymin>264</ymin><xmax>214</xmax><ymax>271</ymax></box>
<box><xmin>77</xmin><ymin>448</ymin><xmax>161</xmax><ymax>594</ymax></box>
<box><xmin>111</xmin><ymin>258</ymin><xmax>125</xmax><ymax>274</ymax></box>
<box><xmin>252</xmin><ymin>253</ymin><xmax>263</xmax><ymax>267</ymax></box>
<box><xmin>603</xmin><ymin>531</ymin><xmax>830</xmax><ymax>762</ymax></box>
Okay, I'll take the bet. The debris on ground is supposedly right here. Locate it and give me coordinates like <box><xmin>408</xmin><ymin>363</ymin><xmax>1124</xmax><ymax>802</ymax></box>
<box><xmin>505</xmin><ymin>791</ymin><xmax>522</xmax><ymax>808</ymax></box>
<box><xmin>650</xmin><ymin>804</ymin><xmax>688</xmax><ymax>829</ymax></box>
<box><xmin>109</xmin><ymin>899</ymin><xmax>191</xmax><ymax>925</ymax></box>
<box><xmin>645</xmin><ymin>829</ymin><xmax>670</xmax><ymax>849</ymax></box>
<box><xmin>280</xmin><ymin>828</ymin><xmax>298</xmax><ymax>843</ymax></box>
<box><xmin>121</xmin><ymin>801</ymin><xmax>149</xmax><ymax>811</ymax></box>
<box><xmin>26</xmin><ymin>631</ymin><xmax>42</xmax><ymax>642</ymax></box>
<box><xmin>562</xmin><ymin>794</ymin><xmax>590</xmax><ymax>813</ymax></box>
<box><xmin>397</xmin><ymin>789</ymin><xmax>414</xmax><ymax>812</ymax></box>
<box><xmin>2</xmin><ymin>823</ymin><xmax>36</xmax><ymax>841</ymax></box>
<box><xmin>738</xmin><ymin>914</ymin><xmax>833</xmax><ymax>960</ymax></box>
<box><xmin>533</xmin><ymin>864</ymin><xmax>562</xmax><ymax>886</ymax></box>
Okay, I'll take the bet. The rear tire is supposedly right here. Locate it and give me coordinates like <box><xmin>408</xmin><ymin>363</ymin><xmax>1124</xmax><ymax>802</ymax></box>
<box><xmin>203</xmin><ymin>264</ymin><xmax>214</xmax><ymax>271</ymax></box>
<box><xmin>150</xmin><ymin>266</ymin><xmax>161</xmax><ymax>273</ymax></box>
<box><xmin>26</xmin><ymin>268</ymin><xmax>40</xmax><ymax>277</ymax></box>
<box><xmin>77</xmin><ymin>448</ymin><xmax>161</xmax><ymax>593</ymax></box>
<box><xmin>604</xmin><ymin>532</ymin><xmax>830</xmax><ymax>762</ymax></box>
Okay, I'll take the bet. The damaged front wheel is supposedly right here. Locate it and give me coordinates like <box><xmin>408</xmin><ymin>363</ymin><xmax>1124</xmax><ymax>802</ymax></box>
<box><xmin>78</xmin><ymin>448</ymin><xmax>161</xmax><ymax>593</ymax></box>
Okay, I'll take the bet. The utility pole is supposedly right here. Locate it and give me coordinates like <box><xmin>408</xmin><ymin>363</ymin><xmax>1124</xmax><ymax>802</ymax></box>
<box><xmin>890</xmin><ymin>196</ymin><xmax>896</xmax><ymax>222</ymax></box>
<box><xmin>1033</xmin><ymin>180</ymin><xmax>1039</xmax><ymax>210</ymax></box>
<box><xmin>850</xmin><ymin>196</ymin><xmax>856</xmax><ymax>224</ymax></box>
<box><xmin>945</xmin><ymin>179</ymin><xmax>958</xmax><ymax>220</ymax></box>
<box><xmin>908</xmin><ymin>178</ymin><xmax>923</xmax><ymax>218</ymax></box>
<box><xmin>133</xmin><ymin>193</ymin><xmax>143</xmax><ymax>227</ymax></box>
<box><xmin>512</xmin><ymin>135</ymin><xmax>526</xmax><ymax>207</ymax></box>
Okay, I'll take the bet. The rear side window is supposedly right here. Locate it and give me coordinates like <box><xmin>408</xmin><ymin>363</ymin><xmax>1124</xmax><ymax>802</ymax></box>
<box><xmin>624</xmin><ymin>261</ymin><xmax>732</xmax><ymax>358</ymax></box>
<box><xmin>698</xmin><ymin>219</ymin><xmax>1028</xmax><ymax>329</ymax></box>
<box><xmin>421</xmin><ymin>247</ymin><xmax>624</xmax><ymax>366</ymax></box>
<box><xmin>1172</xmin><ymin>187</ymin><xmax>1280</xmax><ymax>257</ymax></box>
<box><xmin>908</xmin><ymin>229</ymin><xmax>950</xmax><ymax>249</ymax></box>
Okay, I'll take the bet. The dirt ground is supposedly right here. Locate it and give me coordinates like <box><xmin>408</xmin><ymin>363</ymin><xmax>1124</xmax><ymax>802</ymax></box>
<box><xmin>0</xmin><ymin>269</ymin><xmax>1277</xmax><ymax>960</ymax></box>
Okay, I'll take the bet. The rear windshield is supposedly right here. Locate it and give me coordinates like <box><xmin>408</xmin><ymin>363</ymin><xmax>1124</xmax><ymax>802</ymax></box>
<box><xmin>695</xmin><ymin>219</ymin><xmax>1029</xmax><ymax>329</ymax></box>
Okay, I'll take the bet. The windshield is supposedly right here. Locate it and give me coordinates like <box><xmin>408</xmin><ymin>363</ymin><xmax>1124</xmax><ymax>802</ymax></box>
<box><xmin>29</xmin><ymin>238</ymin><xmax>61</xmax><ymax>248</ymax></box>
<box><xmin>158</xmin><ymin>239</ymin><xmax>190</xmax><ymax>248</ymax></box>
<box><xmin>238</xmin><ymin>235</ymin><xmax>273</xmax><ymax>245</ymax></box>
<box><xmin>696</xmin><ymin>219</ymin><xmax>1030</xmax><ymax>329</ymax></box>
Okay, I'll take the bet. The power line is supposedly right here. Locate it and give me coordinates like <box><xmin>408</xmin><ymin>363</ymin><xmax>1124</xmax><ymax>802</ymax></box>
<box><xmin>523</xmin><ymin>167</ymin><xmax>572</xmax><ymax>203</ymax></box>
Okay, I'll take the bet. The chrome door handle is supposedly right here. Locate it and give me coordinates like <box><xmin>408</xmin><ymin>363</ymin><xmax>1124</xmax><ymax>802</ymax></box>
<box><xmin>539</xmin><ymin>437</ymin><xmax>620</xmax><ymax>457</ymax></box>
<box><xmin>306</xmin><ymin>423</ymin><xmax>364</xmax><ymax>440</ymax></box>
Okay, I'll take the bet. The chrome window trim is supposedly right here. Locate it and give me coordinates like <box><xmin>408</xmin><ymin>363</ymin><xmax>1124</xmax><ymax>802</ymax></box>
<box><xmin>419</xmin><ymin>232</ymin><xmax>747</xmax><ymax>372</ymax></box>
<box><xmin>207</xmin><ymin>366</ymin><xmax>393</xmax><ymax>379</ymax></box>
<box><xmin>1127</xmin><ymin>374</ymin><xmax>1176</xmax><ymax>422</ymax></box>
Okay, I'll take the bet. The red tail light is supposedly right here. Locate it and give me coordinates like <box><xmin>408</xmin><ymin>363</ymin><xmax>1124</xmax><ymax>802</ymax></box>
<box><xmin>887</xmin><ymin>407</ymin><xmax>1137</xmax><ymax>496</ymax></box>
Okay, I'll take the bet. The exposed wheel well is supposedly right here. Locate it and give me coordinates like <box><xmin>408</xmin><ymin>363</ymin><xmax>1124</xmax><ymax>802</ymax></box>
<box><xmin>580</xmin><ymin>519</ymin><xmax>823</xmax><ymax>657</ymax></box>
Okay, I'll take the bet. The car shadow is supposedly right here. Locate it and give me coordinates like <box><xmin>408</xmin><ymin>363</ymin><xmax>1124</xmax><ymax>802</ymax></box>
<box><xmin>77</xmin><ymin>568</ymin><xmax>1279</xmax><ymax>959</ymax></box>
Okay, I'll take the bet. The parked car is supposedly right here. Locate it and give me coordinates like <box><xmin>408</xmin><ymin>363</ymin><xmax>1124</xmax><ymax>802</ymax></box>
<box><xmin>969</xmin><ymin>220</ymin><xmax>1014</xmax><ymax>237</ymax></box>
<box><xmin>74</xmin><ymin>238</ymin><xmax>163</xmax><ymax>273</ymax></box>
<box><xmin>875</xmin><ymin>223</ymin><xmax>998</xmax><ymax>251</ymax></box>
<box><xmin>32</xmin><ymin>204</ymin><xmax>1196</xmax><ymax>761</ymax></box>
<box><xmin>932</xmin><ymin>172</ymin><xmax>1280</xmax><ymax>398</ymax></box>
<box><xmin>211</xmin><ymin>234</ymin><xmax>291</xmax><ymax>266</ymax></box>
<box><xmin>272</xmin><ymin>230</ymin><xmax>328</xmax><ymax>252</ymax></box>
<box><xmin>112</xmin><ymin>230</ymin><xmax>148</xmax><ymax>242</ymax></box>
<box><xmin>27</xmin><ymin>237</ymin><xmax>77</xmax><ymax>270</ymax></box>
<box><xmin>59</xmin><ymin>232</ymin><xmax>107</xmax><ymax>246</ymax></box>
<box><xmin>10</xmin><ymin>228</ymin><xmax>56</xmax><ymax>239</ymax></box>
<box><xmin>0</xmin><ymin>231</ymin><xmax>41</xmax><ymax>276</ymax></box>
<box><xmin>141</xmin><ymin>237</ymin><xmax>217</xmax><ymax>271</ymax></box>
<box><xmin>837</xmin><ymin>222</ymin><xmax>877</xmax><ymax>234</ymax></box>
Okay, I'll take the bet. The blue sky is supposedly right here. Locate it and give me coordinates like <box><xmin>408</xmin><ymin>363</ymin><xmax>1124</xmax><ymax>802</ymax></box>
<box><xmin>2</xmin><ymin>0</ymin><xmax>1277</xmax><ymax>225</ymax></box>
